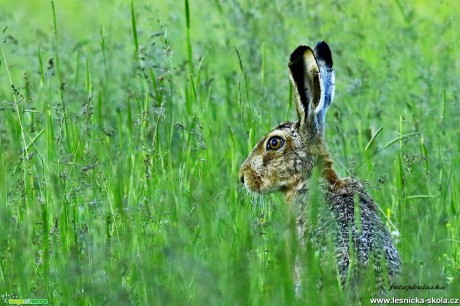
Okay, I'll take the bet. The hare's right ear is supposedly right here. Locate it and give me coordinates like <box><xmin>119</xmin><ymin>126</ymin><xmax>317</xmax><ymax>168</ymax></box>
<box><xmin>314</xmin><ymin>41</ymin><xmax>335</xmax><ymax>135</ymax></box>
<box><xmin>288</xmin><ymin>46</ymin><xmax>322</xmax><ymax>134</ymax></box>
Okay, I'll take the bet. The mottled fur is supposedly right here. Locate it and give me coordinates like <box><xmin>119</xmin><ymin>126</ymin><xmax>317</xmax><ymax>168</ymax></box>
<box><xmin>239</xmin><ymin>42</ymin><xmax>401</xmax><ymax>291</ymax></box>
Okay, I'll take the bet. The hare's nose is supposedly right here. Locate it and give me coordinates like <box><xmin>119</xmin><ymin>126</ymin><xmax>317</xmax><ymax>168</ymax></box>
<box><xmin>239</xmin><ymin>173</ymin><xmax>245</xmax><ymax>184</ymax></box>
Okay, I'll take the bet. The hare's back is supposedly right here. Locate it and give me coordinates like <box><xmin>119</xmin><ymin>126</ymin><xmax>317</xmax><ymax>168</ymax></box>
<box><xmin>324</xmin><ymin>178</ymin><xmax>401</xmax><ymax>276</ymax></box>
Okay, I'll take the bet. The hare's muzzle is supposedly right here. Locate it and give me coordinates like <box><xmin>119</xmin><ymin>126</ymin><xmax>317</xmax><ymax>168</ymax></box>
<box><xmin>239</xmin><ymin>158</ymin><xmax>263</xmax><ymax>192</ymax></box>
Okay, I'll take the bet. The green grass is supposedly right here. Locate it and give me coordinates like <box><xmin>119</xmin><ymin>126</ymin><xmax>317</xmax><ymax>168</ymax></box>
<box><xmin>0</xmin><ymin>0</ymin><xmax>459</xmax><ymax>305</ymax></box>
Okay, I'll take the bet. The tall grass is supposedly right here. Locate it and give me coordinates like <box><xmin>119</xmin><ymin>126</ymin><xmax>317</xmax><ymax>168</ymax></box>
<box><xmin>0</xmin><ymin>0</ymin><xmax>458</xmax><ymax>305</ymax></box>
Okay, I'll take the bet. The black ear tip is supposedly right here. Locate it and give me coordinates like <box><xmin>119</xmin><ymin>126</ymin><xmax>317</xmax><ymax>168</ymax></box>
<box><xmin>315</xmin><ymin>41</ymin><xmax>333</xmax><ymax>66</ymax></box>
<box><xmin>289</xmin><ymin>45</ymin><xmax>310</xmax><ymax>63</ymax></box>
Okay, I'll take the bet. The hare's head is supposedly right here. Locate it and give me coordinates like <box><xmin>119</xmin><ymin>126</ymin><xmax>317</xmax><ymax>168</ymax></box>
<box><xmin>239</xmin><ymin>41</ymin><xmax>341</xmax><ymax>198</ymax></box>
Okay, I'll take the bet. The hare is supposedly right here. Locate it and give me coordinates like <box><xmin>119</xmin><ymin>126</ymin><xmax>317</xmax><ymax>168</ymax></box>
<box><xmin>239</xmin><ymin>41</ymin><xmax>401</xmax><ymax>291</ymax></box>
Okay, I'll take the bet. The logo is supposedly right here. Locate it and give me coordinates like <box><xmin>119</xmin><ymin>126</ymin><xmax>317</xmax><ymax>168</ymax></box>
<box><xmin>1</xmin><ymin>292</ymin><xmax>48</xmax><ymax>305</ymax></box>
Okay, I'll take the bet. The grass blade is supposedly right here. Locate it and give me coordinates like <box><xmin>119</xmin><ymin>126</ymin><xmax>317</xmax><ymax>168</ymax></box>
<box><xmin>384</xmin><ymin>132</ymin><xmax>418</xmax><ymax>148</ymax></box>
<box><xmin>365</xmin><ymin>126</ymin><xmax>383</xmax><ymax>152</ymax></box>
<box><xmin>131</xmin><ymin>0</ymin><xmax>139</xmax><ymax>55</ymax></box>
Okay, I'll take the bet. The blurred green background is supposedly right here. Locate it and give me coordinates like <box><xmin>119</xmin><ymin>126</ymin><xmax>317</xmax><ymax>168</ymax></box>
<box><xmin>0</xmin><ymin>0</ymin><xmax>458</xmax><ymax>305</ymax></box>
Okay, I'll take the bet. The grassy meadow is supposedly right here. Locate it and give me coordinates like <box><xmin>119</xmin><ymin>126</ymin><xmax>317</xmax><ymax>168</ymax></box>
<box><xmin>0</xmin><ymin>0</ymin><xmax>459</xmax><ymax>305</ymax></box>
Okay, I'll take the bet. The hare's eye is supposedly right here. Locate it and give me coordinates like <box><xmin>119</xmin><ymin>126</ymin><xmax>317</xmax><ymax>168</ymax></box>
<box><xmin>266</xmin><ymin>136</ymin><xmax>285</xmax><ymax>150</ymax></box>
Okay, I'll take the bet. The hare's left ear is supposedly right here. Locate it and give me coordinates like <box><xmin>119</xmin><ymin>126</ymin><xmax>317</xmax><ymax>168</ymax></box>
<box><xmin>288</xmin><ymin>45</ymin><xmax>322</xmax><ymax>134</ymax></box>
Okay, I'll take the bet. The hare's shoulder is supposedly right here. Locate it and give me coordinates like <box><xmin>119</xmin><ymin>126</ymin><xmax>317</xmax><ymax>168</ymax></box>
<box><xmin>323</xmin><ymin>177</ymin><xmax>378</xmax><ymax>214</ymax></box>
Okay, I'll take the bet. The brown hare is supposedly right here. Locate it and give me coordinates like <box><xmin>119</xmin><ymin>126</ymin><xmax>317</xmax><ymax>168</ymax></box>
<box><xmin>239</xmin><ymin>41</ymin><xmax>401</xmax><ymax>292</ymax></box>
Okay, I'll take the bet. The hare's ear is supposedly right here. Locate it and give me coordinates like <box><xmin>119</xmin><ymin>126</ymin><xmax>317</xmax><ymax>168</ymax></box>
<box><xmin>314</xmin><ymin>41</ymin><xmax>335</xmax><ymax>134</ymax></box>
<box><xmin>288</xmin><ymin>46</ymin><xmax>322</xmax><ymax>134</ymax></box>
